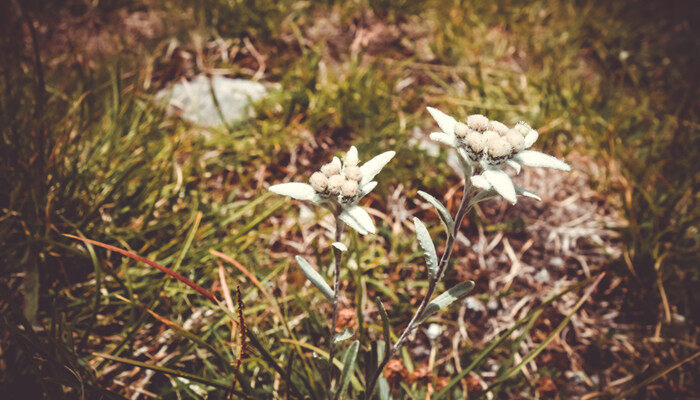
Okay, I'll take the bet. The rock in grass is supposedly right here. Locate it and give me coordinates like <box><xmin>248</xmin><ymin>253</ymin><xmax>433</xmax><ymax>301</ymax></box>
<box><xmin>156</xmin><ymin>75</ymin><xmax>267</xmax><ymax>127</ymax></box>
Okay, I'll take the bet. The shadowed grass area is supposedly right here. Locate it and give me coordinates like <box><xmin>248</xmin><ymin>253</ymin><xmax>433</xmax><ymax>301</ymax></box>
<box><xmin>1</xmin><ymin>0</ymin><xmax>697</xmax><ymax>398</ymax></box>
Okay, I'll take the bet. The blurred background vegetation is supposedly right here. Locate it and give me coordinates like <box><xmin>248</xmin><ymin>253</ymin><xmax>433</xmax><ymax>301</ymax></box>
<box><xmin>1</xmin><ymin>0</ymin><xmax>697</xmax><ymax>398</ymax></box>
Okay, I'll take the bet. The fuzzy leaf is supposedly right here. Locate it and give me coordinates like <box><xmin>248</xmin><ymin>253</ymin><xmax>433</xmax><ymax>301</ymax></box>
<box><xmin>471</xmin><ymin>186</ymin><xmax>542</xmax><ymax>206</ymax></box>
<box><xmin>378</xmin><ymin>377</ymin><xmax>391</xmax><ymax>400</ymax></box>
<box><xmin>269</xmin><ymin>182</ymin><xmax>318</xmax><ymax>202</ymax></box>
<box><xmin>295</xmin><ymin>256</ymin><xmax>334</xmax><ymax>301</ymax></box>
<box><xmin>332</xmin><ymin>242</ymin><xmax>348</xmax><ymax>252</ymax></box>
<box><xmin>333</xmin><ymin>327</ymin><xmax>354</xmax><ymax>344</ymax></box>
<box><xmin>360</xmin><ymin>181</ymin><xmax>378</xmax><ymax>197</ymax></box>
<box><xmin>419</xmin><ymin>281</ymin><xmax>475</xmax><ymax>324</ymax></box>
<box><xmin>516</xmin><ymin>187</ymin><xmax>542</xmax><ymax>201</ymax></box>
<box><xmin>429</xmin><ymin>131</ymin><xmax>458</xmax><ymax>147</ymax></box>
<box><xmin>334</xmin><ymin>340</ymin><xmax>360</xmax><ymax>400</ymax></box>
<box><xmin>413</xmin><ymin>218</ymin><xmax>439</xmax><ymax>279</ymax></box>
<box><xmin>417</xmin><ymin>190</ymin><xmax>455</xmax><ymax>234</ymax></box>
<box><xmin>339</xmin><ymin>205</ymin><xmax>376</xmax><ymax>235</ymax></box>
<box><xmin>360</xmin><ymin>151</ymin><xmax>395</xmax><ymax>186</ymax></box>
<box><xmin>524</xmin><ymin>129</ymin><xmax>539</xmax><ymax>148</ymax></box>
<box><xmin>345</xmin><ymin>146</ymin><xmax>359</xmax><ymax>166</ymax></box>
<box><xmin>515</xmin><ymin>150</ymin><xmax>571</xmax><ymax>171</ymax></box>
<box><xmin>427</xmin><ymin>106</ymin><xmax>457</xmax><ymax>135</ymax></box>
<box><xmin>483</xmin><ymin>168</ymin><xmax>516</xmax><ymax>204</ymax></box>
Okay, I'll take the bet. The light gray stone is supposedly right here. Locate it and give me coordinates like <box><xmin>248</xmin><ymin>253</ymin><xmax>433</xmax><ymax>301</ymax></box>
<box><xmin>156</xmin><ymin>75</ymin><xmax>267</xmax><ymax>127</ymax></box>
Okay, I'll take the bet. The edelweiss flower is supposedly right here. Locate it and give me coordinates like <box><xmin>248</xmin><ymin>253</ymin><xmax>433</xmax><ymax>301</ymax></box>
<box><xmin>427</xmin><ymin>107</ymin><xmax>571</xmax><ymax>204</ymax></box>
<box><xmin>269</xmin><ymin>146</ymin><xmax>395</xmax><ymax>235</ymax></box>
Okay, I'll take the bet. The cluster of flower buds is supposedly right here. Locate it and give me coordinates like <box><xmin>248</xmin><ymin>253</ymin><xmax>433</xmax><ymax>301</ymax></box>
<box><xmin>447</xmin><ymin>114</ymin><xmax>535</xmax><ymax>165</ymax></box>
<box><xmin>309</xmin><ymin>152</ymin><xmax>364</xmax><ymax>204</ymax></box>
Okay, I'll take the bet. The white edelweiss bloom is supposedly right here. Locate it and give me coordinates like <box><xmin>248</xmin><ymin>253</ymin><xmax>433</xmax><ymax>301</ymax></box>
<box><xmin>465</xmin><ymin>131</ymin><xmax>486</xmax><ymax>152</ymax></box>
<box><xmin>482</xmin><ymin>130</ymin><xmax>500</xmax><ymax>143</ymax></box>
<box><xmin>269</xmin><ymin>146</ymin><xmax>394</xmax><ymax>235</ymax></box>
<box><xmin>427</xmin><ymin>107</ymin><xmax>571</xmax><ymax>204</ymax></box>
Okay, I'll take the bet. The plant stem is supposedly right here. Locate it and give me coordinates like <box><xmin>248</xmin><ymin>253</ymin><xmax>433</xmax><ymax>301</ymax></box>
<box><xmin>328</xmin><ymin>214</ymin><xmax>346</xmax><ymax>369</ymax></box>
<box><xmin>365</xmin><ymin>180</ymin><xmax>474</xmax><ymax>399</ymax></box>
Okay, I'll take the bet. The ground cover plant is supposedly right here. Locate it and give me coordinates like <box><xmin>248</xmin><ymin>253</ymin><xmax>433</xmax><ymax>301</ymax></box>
<box><xmin>1</xmin><ymin>0</ymin><xmax>697</xmax><ymax>399</ymax></box>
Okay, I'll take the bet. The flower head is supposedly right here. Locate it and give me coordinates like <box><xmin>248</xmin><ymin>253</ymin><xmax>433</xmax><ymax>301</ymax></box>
<box><xmin>269</xmin><ymin>146</ymin><xmax>395</xmax><ymax>235</ymax></box>
<box><xmin>427</xmin><ymin>107</ymin><xmax>570</xmax><ymax>204</ymax></box>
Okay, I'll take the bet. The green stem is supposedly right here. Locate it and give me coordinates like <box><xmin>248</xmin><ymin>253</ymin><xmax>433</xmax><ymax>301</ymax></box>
<box><xmin>328</xmin><ymin>214</ymin><xmax>346</xmax><ymax>380</ymax></box>
<box><xmin>365</xmin><ymin>179</ymin><xmax>474</xmax><ymax>399</ymax></box>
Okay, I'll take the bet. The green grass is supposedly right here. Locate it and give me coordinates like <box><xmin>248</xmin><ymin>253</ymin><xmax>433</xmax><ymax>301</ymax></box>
<box><xmin>1</xmin><ymin>0</ymin><xmax>697</xmax><ymax>398</ymax></box>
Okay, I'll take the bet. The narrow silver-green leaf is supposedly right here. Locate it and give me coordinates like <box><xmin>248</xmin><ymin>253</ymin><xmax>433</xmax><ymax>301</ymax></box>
<box><xmin>413</xmin><ymin>218</ymin><xmax>439</xmax><ymax>280</ymax></box>
<box><xmin>417</xmin><ymin>190</ymin><xmax>454</xmax><ymax>234</ymax></box>
<box><xmin>295</xmin><ymin>256</ymin><xmax>334</xmax><ymax>301</ymax></box>
<box><xmin>378</xmin><ymin>376</ymin><xmax>391</xmax><ymax>400</ymax></box>
<box><xmin>469</xmin><ymin>189</ymin><xmax>498</xmax><ymax>206</ymax></box>
<box><xmin>470</xmin><ymin>188</ymin><xmax>542</xmax><ymax>207</ymax></box>
<box><xmin>334</xmin><ymin>340</ymin><xmax>360</xmax><ymax>400</ymax></box>
<box><xmin>333</xmin><ymin>327</ymin><xmax>354</xmax><ymax>344</ymax></box>
<box><xmin>419</xmin><ymin>281</ymin><xmax>475</xmax><ymax>324</ymax></box>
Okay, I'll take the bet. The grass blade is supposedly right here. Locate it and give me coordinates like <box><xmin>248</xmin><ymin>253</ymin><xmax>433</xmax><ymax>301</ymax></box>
<box><xmin>95</xmin><ymin>353</ymin><xmax>232</xmax><ymax>391</ymax></box>
<box><xmin>433</xmin><ymin>276</ymin><xmax>596</xmax><ymax>399</ymax></box>
<box><xmin>485</xmin><ymin>273</ymin><xmax>605</xmax><ymax>394</ymax></box>
<box><xmin>172</xmin><ymin>211</ymin><xmax>202</xmax><ymax>272</ymax></box>
<box><xmin>246</xmin><ymin>330</ymin><xmax>305</xmax><ymax>398</ymax></box>
<box><xmin>77</xmin><ymin>235</ymin><xmax>102</xmax><ymax>351</ymax></box>
<box><xmin>280</xmin><ymin>339</ymin><xmax>364</xmax><ymax>391</ymax></box>
<box><xmin>611</xmin><ymin>351</ymin><xmax>700</xmax><ymax>400</ymax></box>
<box><xmin>64</xmin><ymin>234</ymin><xmax>217</xmax><ymax>303</ymax></box>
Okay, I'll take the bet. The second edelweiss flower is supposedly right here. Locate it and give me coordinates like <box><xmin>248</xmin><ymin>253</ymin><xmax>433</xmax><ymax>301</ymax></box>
<box><xmin>427</xmin><ymin>107</ymin><xmax>571</xmax><ymax>204</ymax></box>
<box><xmin>269</xmin><ymin>146</ymin><xmax>395</xmax><ymax>235</ymax></box>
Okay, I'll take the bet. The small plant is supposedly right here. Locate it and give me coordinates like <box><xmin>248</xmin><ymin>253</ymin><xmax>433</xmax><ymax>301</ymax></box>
<box><xmin>269</xmin><ymin>107</ymin><xmax>571</xmax><ymax>399</ymax></box>
<box><xmin>269</xmin><ymin>146</ymin><xmax>395</xmax><ymax>366</ymax></box>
